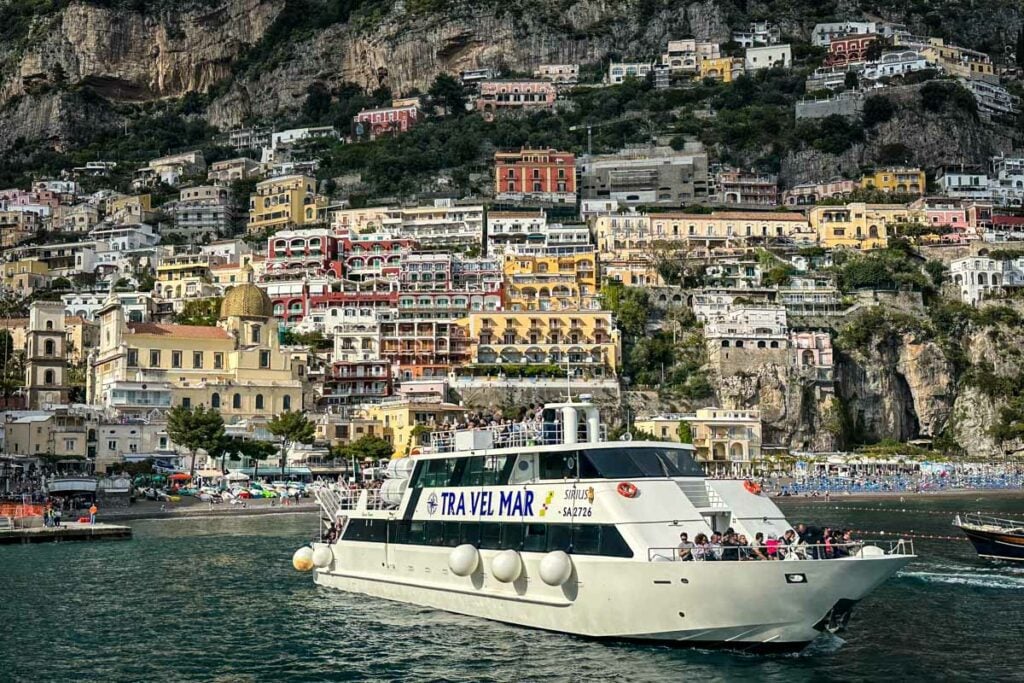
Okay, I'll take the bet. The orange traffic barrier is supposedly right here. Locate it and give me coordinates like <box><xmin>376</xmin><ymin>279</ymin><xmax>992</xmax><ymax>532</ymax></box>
<box><xmin>0</xmin><ymin>503</ymin><xmax>45</xmax><ymax>518</ymax></box>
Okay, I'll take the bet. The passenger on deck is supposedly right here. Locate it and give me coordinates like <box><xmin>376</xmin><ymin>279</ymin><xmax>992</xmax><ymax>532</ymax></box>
<box><xmin>750</xmin><ymin>532</ymin><xmax>769</xmax><ymax>561</ymax></box>
<box><xmin>708</xmin><ymin>532</ymin><xmax>724</xmax><ymax>561</ymax></box>
<box><xmin>677</xmin><ymin>532</ymin><xmax>694</xmax><ymax>561</ymax></box>
<box><xmin>765</xmin><ymin>533</ymin><xmax>780</xmax><ymax>560</ymax></box>
<box><xmin>692</xmin><ymin>533</ymin><xmax>710</xmax><ymax>561</ymax></box>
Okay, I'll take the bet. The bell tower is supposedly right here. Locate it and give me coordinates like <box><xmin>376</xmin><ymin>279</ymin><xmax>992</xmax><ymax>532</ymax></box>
<box><xmin>25</xmin><ymin>301</ymin><xmax>70</xmax><ymax>408</ymax></box>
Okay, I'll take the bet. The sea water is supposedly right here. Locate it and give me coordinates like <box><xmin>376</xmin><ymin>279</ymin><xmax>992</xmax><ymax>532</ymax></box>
<box><xmin>1</xmin><ymin>495</ymin><xmax>1023</xmax><ymax>681</ymax></box>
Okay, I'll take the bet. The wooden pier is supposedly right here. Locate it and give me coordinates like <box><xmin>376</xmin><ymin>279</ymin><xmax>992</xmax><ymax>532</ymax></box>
<box><xmin>0</xmin><ymin>522</ymin><xmax>132</xmax><ymax>545</ymax></box>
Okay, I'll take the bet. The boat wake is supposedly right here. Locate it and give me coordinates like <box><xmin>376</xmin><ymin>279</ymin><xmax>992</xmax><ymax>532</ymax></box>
<box><xmin>899</xmin><ymin>567</ymin><xmax>1024</xmax><ymax>590</ymax></box>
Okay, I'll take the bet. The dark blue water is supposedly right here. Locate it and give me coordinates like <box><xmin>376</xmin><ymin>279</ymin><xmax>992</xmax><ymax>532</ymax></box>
<box><xmin>2</xmin><ymin>495</ymin><xmax>1023</xmax><ymax>682</ymax></box>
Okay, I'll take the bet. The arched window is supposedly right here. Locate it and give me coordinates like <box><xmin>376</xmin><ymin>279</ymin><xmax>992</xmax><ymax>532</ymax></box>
<box><xmin>44</xmin><ymin>340</ymin><xmax>55</xmax><ymax>356</ymax></box>
<box><xmin>255</xmin><ymin>394</ymin><xmax>265</xmax><ymax>411</ymax></box>
<box><xmin>251</xmin><ymin>325</ymin><xmax>261</xmax><ymax>344</ymax></box>
<box><xmin>45</xmin><ymin>320</ymin><xmax>54</xmax><ymax>330</ymax></box>
<box><xmin>283</xmin><ymin>395</ymin><xmax>291</xmax><ymax>411</ymax></box>
<box><xmin>44</xmin><ymin>370</ymin><xmax>55</xmax><ymax>385</ymax></box>
<box><xmin>211</xmin><ymin>393</ymin><xmax>220</xmax><ymax>409</ymax></box>
<box><xmin>232</xmin><ymin>393</ymin><xmax>241</xmax><ymax>409</ymax></box>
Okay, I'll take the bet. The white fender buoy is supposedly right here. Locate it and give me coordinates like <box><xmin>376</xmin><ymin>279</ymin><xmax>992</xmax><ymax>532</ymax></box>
<box><xmin>855</xmin><ymin>545</ymin><xmax>886</xmax><ymax>558</ymax></box>
<box><xmin>491</xmin><ymin>549</ymin><xmax>523</xmax><ymax>583</ymax></box>
<box><xmin>292</xmin><ymin>546</ymin><xmax>314</xmax><ymax>572</ymax></box>
<box><xmin>311</xmin><ymin>545</ymin><xmax>334</xmax><ymax>569</ymax></box>
<box><xmin>539</xmin><ymin>550</ymin><xmax>573</xmax><ymax>586</ymax></box>
<box><xmin>448</xmin><ymin>544</ymin><xmax>480</xmax><ymax>577</ymax></box>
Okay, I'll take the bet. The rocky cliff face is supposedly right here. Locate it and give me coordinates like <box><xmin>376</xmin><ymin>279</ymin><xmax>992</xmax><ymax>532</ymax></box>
<box><xmin>4</xmin><ymin>0</ymin><xmax>282</xmax><ymax>103</ymax></box>
<box><xmin>716</xmin><ymin>364</ymin><xmax>840</xmax><ymax>452</ymax></box>
<box><xmin>836</xmin><ymin>334</ymin><xmax>954</xmax><ymax>444</ymax></box>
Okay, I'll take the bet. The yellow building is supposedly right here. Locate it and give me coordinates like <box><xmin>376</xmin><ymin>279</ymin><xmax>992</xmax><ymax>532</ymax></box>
<box><xmin>594</xmin><ymin>211</ymin><xmax>814</xmax><ymax>257</ymax></box>
<box><xmin>155</xmin><ymin>253</ymin><xmax>219</xmax><ymax>308</ymax></box>
<box><xmin>699</xmin><ymin>56</ymin><xmax>744</xmax><ymax>83</ymax></box>
<box><xmin>634</xmin><ymin>408</ymin><xmax>762</xmax><ymax>473</ymax></box>
<box><xmin>362</xmin><ymin>398</ymin><xmax>467</xmax><ymax>458</ymax></box>
<box><xmin>90</xmin><ymin>282</ymin><xmax>309</xmax><ymax>421</ymax></box>
<box><xmin>860</xmin><ymin>167</ymin><xmax>926</xmax><ymax>195</ymax></box>
<box><xmin>2</xmin><ymin>259</ymin><xmax>51</xmax><ymax>293</ymax></box>
<box><xmin>4</xmin><ymin>411</ymin><xmax>90</xmax><ymax>458</ymax></box>
<box><xmin>210</xmin><ymin>258</ymin><xmax>259</xmax><ymax>290</ymax></box>
<box><xmin>107</xmin><ymin>194</ymin><xmax>154</xmax><ymax>222</ymax></box>
<box><xmin>502</xmin><ymin>250</ymin><xmax>599</xmax><ymax>311</ymax></box>
<box><xmin>808</xmin><ymin>202</ymin><xmax>924</xmax><ymax>249</ymax></box>
<box><xmin>248</xmin><ymin>174</ymin><xmax>328</xmax><ymax>234</ymax></box>
<box><xmin>64</xmin><ymin>315</ymin><xmax>99</xmax><ymax>364</ymax></box>
<box><xmin>464</xmin><ymin>310</ymin><xmax>620</xmax><ymax>376</ymax></box>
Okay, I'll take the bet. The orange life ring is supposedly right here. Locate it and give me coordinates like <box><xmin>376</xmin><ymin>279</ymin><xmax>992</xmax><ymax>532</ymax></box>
<box><xmin>744</xmin><ymin>480</ymin><xmax>762</xmax><ymax>496</ymax></box>
<box><xmin>617</xmin><ymin>482</ymin><xmax>639</xmax><ymax>498</ymax></box>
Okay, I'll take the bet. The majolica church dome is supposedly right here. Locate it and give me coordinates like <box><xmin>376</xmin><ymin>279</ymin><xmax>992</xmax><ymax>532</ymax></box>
<box><xmin>220</xmin><ymin>283</ymin><xmax>273</xmax><ymax>320</ymax></box>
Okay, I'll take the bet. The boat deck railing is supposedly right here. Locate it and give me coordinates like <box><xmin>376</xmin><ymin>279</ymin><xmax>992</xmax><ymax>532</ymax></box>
<box><xmin>955</xmin><ymin>512</ymin><xmax>1024</xmax><ymax>531</ymax></box>
<box><xmin>646</xmin><ymin>539</ymin><xmax>914</xmax><ymax>562</ymax></box>
<box><xmin>427</xmin><ymin>423</ymin><xmax>609</xmax><ymax>453</ymax></box>
<box><xmin>315</xmin><ymin>485</ymin><xmax>391</xmax><ymax>514</ymax></box>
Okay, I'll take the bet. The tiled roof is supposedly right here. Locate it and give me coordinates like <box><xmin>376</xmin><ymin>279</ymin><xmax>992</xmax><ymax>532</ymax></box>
<box><xmin>128</xmin><ymin>323</ymin><xmax>230</xmax><ymax>339</ymax></box>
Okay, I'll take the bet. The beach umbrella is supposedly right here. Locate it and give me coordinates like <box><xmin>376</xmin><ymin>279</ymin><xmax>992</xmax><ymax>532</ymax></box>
<box><xmin>169</xmin><ymin>473</ymin><xmax>192</xmax><ymax>481</ymax></box>
<box><xmin>225</xmin><ymin>471</ymin><xmax>250</xmax><ymax>482</ymax></box>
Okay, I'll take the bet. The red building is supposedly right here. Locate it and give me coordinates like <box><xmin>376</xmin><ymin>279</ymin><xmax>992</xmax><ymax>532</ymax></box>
<box><xmin>340</xmin><ymin>236</ymin><xmax>416</xmax><ymax>281</ymax></box>
<box><xmin>494</xmin><ymin>148</ymin><xmax>577</xmax><ymax>201</ymax></box>
<box><xmin>323</xmin><ymin>360</ymin><xmax>393</xmax><ymax>406</ymax></box>
<box><xmin>352</xmin><ymin>102</ymin><xmax>420</xmax><ymax>140</ymax></box>
<box><xmin>825</xmin><ymin>34</ymin><xmax>877</xmax><ymax>67</ymax></box>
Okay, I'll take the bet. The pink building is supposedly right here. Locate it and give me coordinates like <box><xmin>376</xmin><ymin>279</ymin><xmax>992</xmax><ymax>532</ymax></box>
<box><xmin>910</xmin><ymin>197</ymin><xmax>973</xmax><ymax>242</ymax></box>
<box><xmin>476</xmin><ymin>80</ymin><xmax>557</xmax><ymax>114</ymax></box>
<box><xmin>352</xmin><ymin>102</ymin><xmax>421</xmax><ymax>140</ymax></box>
<box><xmin>791</xmin><ymin>331</ymin><xmax>833</xmax><ymax>384</ymax></box>
<box><xmin>0</xmin><ymin>188</ymin><xmax>59</xmax><ymax>213</ymax></box>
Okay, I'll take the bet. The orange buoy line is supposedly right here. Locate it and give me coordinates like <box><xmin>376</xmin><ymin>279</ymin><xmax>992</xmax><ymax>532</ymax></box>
<box><xmin>850</xmin><ymin>529</ymin><xmax>970</xmax><ymax>542</ymax></box>
<box><xmin>778</xmin><ymin>504</ymin><xmax>1012</xmax><ymax>517</ymax></box>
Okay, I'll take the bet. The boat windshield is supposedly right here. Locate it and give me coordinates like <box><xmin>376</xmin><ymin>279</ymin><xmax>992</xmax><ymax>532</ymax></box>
<box><xmin>578</xmin><ymin>447</ymin><xmax>704</xmax><ymax>479</ymax></box>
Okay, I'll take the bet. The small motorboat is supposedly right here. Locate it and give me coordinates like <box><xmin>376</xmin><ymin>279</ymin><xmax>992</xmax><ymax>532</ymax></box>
<box><xmin>954</xmin><ymin>513</ymin><xmax>1024</xmax><ymax>561</ymax></box>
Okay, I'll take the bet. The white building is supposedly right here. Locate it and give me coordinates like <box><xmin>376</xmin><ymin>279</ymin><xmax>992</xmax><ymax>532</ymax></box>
<box><xmin>661</xmin><ymin>39</ymin><xmax>721</xmax><ymax>73</ymax></box>
<box><xmin>811</xmin><ymin>21</ymin><xmax>905</xmax><ymax>47</ymax></box>
<box><xmin>961</xmin><ymin>79</ymin><xmax>1021</xmax><ymax>117</ymax></box>
<box><xmin>62</xmin><ymin>292</ymin><xmax>157</xmax><ymax>322</ymax></box>
<box><xmin>990</xmin><ymin>157</ymin><xmax>1024</xmax><ymax>207</ymax></box>
<box><xmin>861</xmin><ymin>50</ymin><xmax>930</xmax><ymax>81</ymax></box>
<box><xmin>745</xmin><ymin>45</ymin><xmax>792</xmax><ymax>71</ymax></box>
<box><xmin>534</xmin><ymin>64</ymin><xmax>579</xmax><ymax>88</ymax></box>
<box><xmin>936</xmin><ymin>170</ymin><xmax>992</xmax><ymax>201</ymax></box>
<box><xmin>948</xmin><ymin>256</ymin><xmax>1024</xmax><ymax>305</ymax></box>
<box><xmin>381</xmin><ymin>200</ymin><xmax>484</xmax><ymax>248</ymax></box>
<box><xmin>732</xmin><ymin>21</ymin><xmax>781</xmax><ymax>48</ymax></box>
<box><xmin>607</xmin><ymin>62</ymin><xmax>653</xmax><ymax>84</ymax></box>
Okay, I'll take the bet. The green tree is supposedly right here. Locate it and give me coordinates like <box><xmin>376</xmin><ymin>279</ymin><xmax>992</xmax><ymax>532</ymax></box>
<box><xmin>1017</xmin><ymin>29</ymin><xmax>1024</xmax><ymax>68</ymax></box>
<box><xmin>844</xmin><ymin>71</ymin><xmax>859</xmax><ymax>89</ymax></box>
<box><xmin>428</xmin><ymin>73</ymin><xmax>467</xmax><ymax>116</ymax></box>
<box><xmin>175</xmin><ymin>297</ymin><xmax>223</xmax><ymax>326</ymax></box>
<box><xmin>862</xmin><ymin>95</ymin><xmax>895</xmax><ymax>128</ymax></box>
<box><xmin>267</xmin><ymin>410</ymin><xmax>316</xmax><ymax>477</ymax></box>
<box><xmin>924</xmin><ymin>260</ymin><xmax>946</xmax><ymax>288</ymax></box>
<box><xmin>166</xmin><ymin>404</ymin><xmax>226</xmax><ymax>479</ymax></box>
<box><xmin>0</xmin><ymin>330</ymin><xmax>24</xmax><ymax>398</ymax></box>
<box><xmin>677</xmin><ymin>421</ymin><xmax>693</xmax><ymax>444</ymax></box>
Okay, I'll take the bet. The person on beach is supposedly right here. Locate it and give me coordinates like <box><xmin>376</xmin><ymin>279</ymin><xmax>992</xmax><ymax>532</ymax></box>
<box><xmin>89</xmin><ymin>503</ymin><xmax>98</xmax><ymax>525</ymax></box>
<box><xmin>54</xmin><ymin>506</ymin><xmax>62</xmax><ymax>527</ymax></box>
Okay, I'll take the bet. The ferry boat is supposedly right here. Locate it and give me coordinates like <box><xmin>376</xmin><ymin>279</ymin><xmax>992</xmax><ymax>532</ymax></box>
<box><xmin>298</xmin><ymin>400</ymin><xmax>914</xmax><ymax>653</ymax></box>
<box><xmin>953</xmin><ymin>513</ymin><xmax>1024</xmax><ymax>562</ymax></box>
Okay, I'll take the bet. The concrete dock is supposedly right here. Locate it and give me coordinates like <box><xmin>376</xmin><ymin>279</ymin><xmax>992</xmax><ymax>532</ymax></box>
<box><xmin>0</xmin><ymin>522</ymin><xmax>132</xmax><ymax>545</ymax></box>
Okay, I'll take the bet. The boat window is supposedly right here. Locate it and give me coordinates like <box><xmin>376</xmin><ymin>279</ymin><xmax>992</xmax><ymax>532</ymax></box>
<box><xmin>501</xmin><ymin>523</ymin><xmax>525</xmax><ymax>550</ymax></box>
<box><xmin>442</xmin><ymin>521</ymin><xmax>462</xmax><ymax>547</ymax></box>
<box><xmin>539</xmin><ymin>451</ymin><xmax>578</xmax><ymax>480</ymax></box>
<box><xmin>600</xmin><ymin>526</ymin><xmax>632</xmax><ymax>557</ymax></box>
<box><xmin>582</xmin><ymin>447</ymin><xmax>704</xmax><ymax>478</ymax></box>
<box><xmin>523</xmin><ymin>523</ymin><xmax>547</xmax><ymax>552</ymax></box>
<box><xmin>425</xmin><ymin>521</ymin><xmax>444</xmax><ymax>546</ymax></box>
<box><xmin>572</xmin><ymin>524</ymin><xmax>601</xmax><ymax>554</ymax></box>
<box><xmin>480</xmin><ymin>522</ymin><xmax>502</xmax><ymax>549</ymax></box>
<box><xmin>547</xmin><ymin>524</ymin><xmax>572</xmax><ymax>552</ymax></box>
<box><xmin>460</xmin><ymin>523</ymin><xmax>480</xmax><ymax>546</ymax></box>
<box><xmin>408</xmin><ymin>521</ymin><xmax>427</xmax><ymax>544</ymax></box>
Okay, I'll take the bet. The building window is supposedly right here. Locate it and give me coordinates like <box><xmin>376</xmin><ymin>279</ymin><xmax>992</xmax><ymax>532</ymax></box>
<box><xmin>233</xmin><ymin>393</ymin><xmax>241</xmax><ymax>409</ymax></box>
<box><xmin>150</xmin><ymin>350</ymin><xmax>161</xmax><ymax>366</ymax></box>
<box><xmin>255</xmin><ymin>394</ymin><xmax>265</xmax><ymax>411</ymax></box>
<box><xmin>108</xmin><ymin>440</ymin><xmax>117</xmax><ymax>450</ymax></box>
<box><xmin>214</xmin><ymin>353</ymin><xmax>224</xmax><ymax>369</ymax></box>
<box><xmin>44</xmin><ymin>370</ymin><xmax>55</xmax><ymax>385</ymax></box>
<box><xmin>44</xmin><ymin>339</ymin><xmax>56</xmax><ymax>356</ymax></box>
<box><xmin>211</xmin><ymin>393</ymin><xmax>220</xmax><ymax>409</ymax></box>
<box><xmin>259</xmin><ymin>350</ymin><xmax>271</xmax><ymax>368</ymax></box>
<box><xmin>252</xmin><ymin>325</ymin><xmax>261</xmax><ymax>344</ymax></box>
<box><xmin>171</xmin><ymin>351</ymin><xmax>182</xmax><ymax>368</ymax></box>
<box><xmin>193</xmin><ymin>351</ymin><xmax>203</xmax><ymax>369</ymax></box>
<box><xmin>127</xmin><ymin>349</ymin><xmax>138</xmax><ymax>367</ymax></box>
<box><xmin>283</xmin><ymin>395</ymin><xmax>291</xmax><ymax>411</ymax></box>
<box><xmin>182</xmin><ymin>397</ymin><xmax>191</xmax><ymax>408</ymax></box>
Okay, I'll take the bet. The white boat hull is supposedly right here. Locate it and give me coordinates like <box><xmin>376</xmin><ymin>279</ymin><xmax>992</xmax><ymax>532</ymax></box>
<box><xmin>312</xmin><ymin>541</ymin><xmax>911</xmax><ymax>652</ymax></box>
